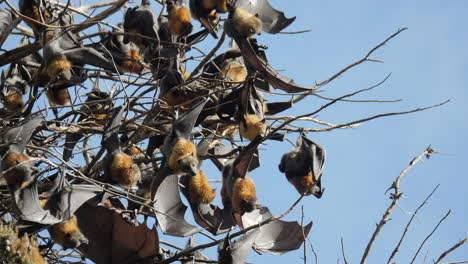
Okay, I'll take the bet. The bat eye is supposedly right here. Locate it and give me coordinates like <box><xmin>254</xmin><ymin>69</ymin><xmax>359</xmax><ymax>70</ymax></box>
<box><xmin>177</xmin><ymin>159</ymin><xmax>182</xmax><ymax>164</ymax></box>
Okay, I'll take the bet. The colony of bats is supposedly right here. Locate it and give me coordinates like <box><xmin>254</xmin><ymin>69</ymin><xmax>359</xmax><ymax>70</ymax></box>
<box><xmin>0</xmin><ymin>0</ymin><xmax>408</xmax><ymax>263</ymax></box>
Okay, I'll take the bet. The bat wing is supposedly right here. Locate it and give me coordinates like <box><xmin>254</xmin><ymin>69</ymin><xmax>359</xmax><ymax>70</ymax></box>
<box><xmin>77</xmin><ymin>203</ymin><xmax>159</xmax><ymax>264</ymax></box>
<box><xmin>182</xmin><ymin>236</ymin><xmax>210</xmax><ymax>263</ymax></box>
<box><xmin>233</xmin><ymin>135</ymin><xmax>262</xmax><ymax>178</ymax></box>
<box><xmin>302</xmin><ymin>135</ymin><xmax>326</xmax><ymax>197</ymax></box>
<box><xmin>209</xmin><ymin>140</ymin><xmax>236</xmax><ymax>171</ymax></box>
<box><xmin>102</xmin><ymin>105</ymin><xmax>125</xmax><ymax>153</ymax></box>
<box><xmin>240</xmin><ymin>206</ymin><xmax>312</xmax><ymax>254</ymax></box>
<box><xmin>153</xmin><ymin>173</ymin><xmax>200</xmax><ymax>237</ymax></box>
<box><xmin>172</xmin><ymin>97</ymin><xmax>209</xmax><ymax>140</ymax></box>
<box><xmin>236</xmin><ymin>38</ymin><xmax>317</xmax><ymax>93</ymax></box>
<box><xmin>62</xmin><ymin>46</ymin><xmax>121</xmax><ymax>73</ymax></box>
<box><xmin>63</xmin><ymin>133</ymin><xmax>84</xmax><ymax>161</ymax></box>
<box><xmin>265</xmin><ymin>100</ymin><xmax>293</xmax><ymax>115</ymax></box>
<box><xmin>195</xmin><ymin>203</ymin><xmax>237</xmax><ymax>235</ymax></box>
<box><xmin>218</xmin><ymin>229</ymin><xmax>260</xmax><ymax>264</ymax></box>
<box><xmin>159</xmin><ymin>69</ymin><xmax>184</xmax><ymax>98</ymax></box>
<box><xmin>2</xmin><ymin>115</ymin><xmax>43</xmax><ymax>153</ymax></box>
<box><xmin>235</xmin><ymin>0</ymin><xmax>296</xmax><ymax>34</ymax></box>
<box><xmin>0</xmin><ymin>8</ymin><xmax>20</xmax><ymax>48</ymax></box>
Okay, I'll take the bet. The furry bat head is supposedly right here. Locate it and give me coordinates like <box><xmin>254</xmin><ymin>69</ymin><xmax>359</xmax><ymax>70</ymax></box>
<box><xmin>189</xmin><ymin>0</ymin><xmax>227</xmax><ymax>38</ymax></box>
<box><xmin>166</xmin><ymin>0</ymin><xmax>193</xmax><ymax>38</ymax></box>
<box><xmin>218</xmin><ymin>229</ymin><xmax>260</xmax><ymax>264</ymax></box>
<box><xmin>123</xmin><ymin>0</ymin><xmax>159</xmax><ymax>48</ymax></box>
<box><xmin>48</xmin><ymin>215</ymin><xmax>89</xmax><ymax>249</ymax></box>
<box><xmin>240</xmin><ymin>205</ymin><xmax>313</xmax><ymax>254</ymax></box>
<box><xmin>279</xmin><ymin>134</ymin><xmax>325</xmax><ymax>197</ymax></box>
<box><xmin>202</xmin><ymin>45</ymin><xmax>247</xmax><ymax>83</ymax></box>
<box><xmin>1</xmin><ymin>64</ymin><xmax>30</xmax><ymax>112</ymax></box>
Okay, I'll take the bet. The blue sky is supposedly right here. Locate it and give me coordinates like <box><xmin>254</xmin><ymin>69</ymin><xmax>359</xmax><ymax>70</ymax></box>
<box><xmin>2</xmin><ymin>0</ymin><xmax>467</xmax><ymax>263</ymax></box>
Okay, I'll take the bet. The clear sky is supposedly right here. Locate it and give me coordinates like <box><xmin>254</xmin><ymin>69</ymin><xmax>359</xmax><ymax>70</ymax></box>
<box><xmin>1</xmin><ymin>0</ymin><xmax>467</xmax><ymax>263</ymax></box>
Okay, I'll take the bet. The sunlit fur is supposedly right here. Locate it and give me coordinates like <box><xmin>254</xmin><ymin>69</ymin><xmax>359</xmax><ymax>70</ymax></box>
<box><xmin>232</xmin><ymin>177</ymin><xmax>256</xmax><ymax>213</ymax></box>
<box><xmin>239</xmin><ymin>114</ymin><xmax>266</xmax><ymax>141</ymax></box>
<box><xmin>219</xmin><ymin>124</ymin><xmax>238</xmax><ymax>139</ymax></box>
<box><xmin>125</xmin><ymin>144</ymin><xmax>142</xmax><ymax>156</ymax></box>
<box><xmin>168</xmin><ymin>138</ymin><xmax>197</xmax><ymax>174</ymax></box>
<box><xmin>169</xmin><ymin>6</ymin><xmax>192</xmax><ymax>37</ymax></box>
<box><xmin>202</xmin><ymin>0</ymin><xmax>227</xmax><ymax>13</ymax></box>
<box><xmin>48</xmin><ymin>216</ymin><xmax>88</xmax><ymax>249</ymax></box>
<box><xmin>127</xmin><ymin>28</ymin><xmax>144</xmax><ymax>50</ymax></box>
<box><xmin>189</xmin><ymin>170</ymin><xmax>216</xmax><ymax>204</ymax></box>
<box><xmin>46</xmin><ymin>56</ymin><xmax>72</xmax><ymax>80</ymax></box>
<box><xmin>2</xmin><ymin>90</ymin><xmax>23</xmax><ymax>112</ymax></box>
<box><xmin>288</xmin><ymin>172</ymin><xmax>315</xmax><ymax>195</ymax></box>
<box><xmin>220</xmin><ymin>63</ymin><xmax>247</xmax><ymax>82</ymax></box>
<box><xmin>180</xmin><ymin>65</ymin><xmax>191</xmax><ymax>80</ymax></box>
<box><xmin>47</xmin><ymin>87</ymin><xmax>70</xmax><ymax>106</ymax></box>
<box><xmin>2</xmin><ymin>151</ymin><xmax>32</xmax><ymax>190</ymax></box>
<box><xmin>121</xmin><ymin>49</ymin><xmax>144</xmax><ymax>73</ymax></box>
<box><xmin>110</xmin><ymin>152</ymin><xmax>141</xmax><ymax>187</ymax></box>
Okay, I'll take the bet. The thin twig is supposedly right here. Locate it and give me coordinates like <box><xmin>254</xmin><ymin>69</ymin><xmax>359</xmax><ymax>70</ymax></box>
<box><xmin>341</xmin><ymin>238</ymin><xmax>349</xmax><ymax>264</ymax></box>
<box><xmin>434</xmin><ymin>239</ymin><xmax>468</xmax><ymax>264</ymax></box>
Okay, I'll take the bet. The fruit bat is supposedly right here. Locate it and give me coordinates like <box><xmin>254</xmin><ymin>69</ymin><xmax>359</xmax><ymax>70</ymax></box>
<box><xmin>201</xmin><ymin>44</ymin><xmax>247</xmax><ymax>83</ymax></box>
<box><xmin>218</xmin><ymin>229</ymin><xmax>260</xmax><ymax>264</ymax></box>
<box><xmin>63</xmin><ymin>77</ymin><xmax>112</xmax><ymax>161</ymax></box>
<box><xmin>123</xmin><ymin>0</ymin><xmax>159</xmax><ymax>49</ymax></box>
<box><xmin>161</xmin><ymin>98</ymin><xmax>208</xmax><ymax>175</ymax></box>
<box><xmin>47</xmin><ymin>215</ymin><xmax>89</xmax><ymax>249</ymax></box>
<box><xmin>100</xmin><ymin>26</ymin><xmax>145</xmax><ymax>74</ymax></box>
<box><xmin>19</xmin><ymin>0</ymin><xmax>52</xmax><ymax>39</ymax></box>
<box><xmin>238</xmin><ymin>205</ymin><xmax>313</xmax><ymax>254</ymax></box>
<box><xmin>16</xmin><ymin>36</ymin><xmax>43</xmax><ymax>85</ymax></box>
<box><xmin>178</xmin><ymin>137</ymin><xmax>237</xmax><ymax>235</ymax></box>
<box><xmin>102</xmin><ymin>105</ymin><xmax>141</xmax><ymax>187</ymax></box>
<box><xmin>225</xmin><ymin>0</ymin><xmax>296</xmax><ymax>37</ymax></box>
<box><xmin>76</xmin><ymin>203</ymin><xmax>160</xmax><ymax>264</ymax></box>
<box><xmin>181</xmin><ymin>236</ymin><xmax>210</xmax><ymax>263</ymax></box>
<box><xmin>1</xmin><ymin>64</ymin><xmax>29</xmax><ymax>112</ymax></box>
<box><xmin>42</xmin><ymin>12</ymin><xmax>120</xmax><ymax>83</ymax></box>
<box><xmin>190</xmin><ymin>0</ymin><xmax>228</xmax><ymax>38</ymax></box>
<box><xmin>279</xmin><ymin>134</ymin><xmax>325</xmax><ymax>197</ymax></box>
<box><xmin>0</xmin><ymin>115</ymin><xmax>43</xmax><ymax>191</ymax></box>
<box><xmin>151</xmin><ymin>166</ymin><xmax>200</xmax><ymax>237</ymax></box>
<box><xmin>222</xmin><ymin>135</ymin><xmax>262</xmax><ymax>215</ymax></box>
<box><xmin>0</xmin><ymin>8</ymin><xmax>21</xmax><ymax>48</ymax></box>
<box><xmin>167</xmin><ymin>0</ymin><xmax>193</xmax><ymax>38</ymax></box>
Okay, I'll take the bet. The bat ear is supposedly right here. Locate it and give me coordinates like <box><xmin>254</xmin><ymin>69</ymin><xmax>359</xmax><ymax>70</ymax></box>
<box><xmin>234</xmin><ymin>135</ymin><xmax>262</xmax><ymax>178</ymax></box>
<box><xmin>172</xmin><ymin>97</ymin><xmax>209</xmax><ymax>139</ymax></box>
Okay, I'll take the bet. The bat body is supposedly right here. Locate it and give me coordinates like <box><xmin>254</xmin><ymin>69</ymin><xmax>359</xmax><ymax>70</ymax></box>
<box><xmin>123</xmin><ymin>0</ymin><xmax>159</xmax><ymax>49</ymax></box>
<box><xmin>279</xmin><ymin>134</ymin><xmax>325</xmax><ymax>197</ymax></box>
<box><xmin>0</xmin><ymin>116</ymin><xmax>43</xmax><ymax>191</ymax></box>
<box><xmin>46</xmin><ymin>86</ymin><xmax>71</xmax><ymax>106</ymax></box>
<box><xmin>100</xmin><ymin>27</ymin><xmax>145</xmax><ymax>74</ymax></box>
<box><xmin>102</xmin><ymin>106</ymin><xmax>141</xmax><ymax>187</ymax></box>
<box><xmin>190</xmin><ymin>0</ymin><xmax>227</xmax><ymax>37</ymax></box>
<box><xmin>162</xmin><ymin>99</ymin><xmax>208</xmax><ymax>175</ymax></box>
<box><xmin>19</xmin><ymin>0</ymin><xmax>52</xmax><ymax>38</ymax></box>
<box><xmin>238</xmin><ymin>80</ymin><xmax>268</xmax><ymax>141</ymax></box>
<box><xmin>167</xmin><ymin>0</ymin><xmax>193</xmax><ymax>38</ymax></box>
<box><xmin>1</xmin><ymin>67</ymin><xmax>27</xmax><ymax>112</ymax></box>
<box><xmin>188</xmin><ymin>170</ymin><xmax>216</xmax><ymax>204</ymax></box>
<box><xmin>48</xmin><ymin>216</ymin><xmax>89</xmax><ymax>249</ymax></box>
<box><xmin>229</xmin><ymin>7</ymin><xmax>262</xmax><ymax>38</ymax></box>
<box><xmin>202</xmin><ymin>47</ymin><xmax>247</xmax><ymax>83</ymax></box>
<box><xmin>222</xmin><ymin>136</ymin><xmax>261</xmax><ymax>214</ymax></box>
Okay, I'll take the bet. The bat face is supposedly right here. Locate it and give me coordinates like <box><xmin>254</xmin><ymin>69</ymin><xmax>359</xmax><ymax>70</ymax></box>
<box><xmin>279</xmin><ymin>134</ymin><xmax>325</xmax><ymax>197</ymax></box>
<box><xmin>48</xmin><ymin>216</ymin><xmax>89</xmax><ymax>249</ymax></box>
<box><xmin>1</xmin><ymin>65</ymin><xmax>29</xmax><ymax>112</ymax></box>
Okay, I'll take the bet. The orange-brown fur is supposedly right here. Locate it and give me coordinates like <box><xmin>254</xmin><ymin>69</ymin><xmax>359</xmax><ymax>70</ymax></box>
<box><xmin>232</xmin><ymin>8</ymin><xmax>262</xmax><ymax>37</ymax></box>
<box><xmin>164</xmin><ymin>90</ymin><xmax>191</xmax><ymax>106</ymax></box>
<box><xmin>22</xmin><ymin>5</ymin><xmax>51</xmax><ymax>34</ymax></box>
<box><xmin>219</xmin><ymin>63</ymin><xmax>247</xmax><ymax>82</ymax></box>
<box><xmin>126</xmin><ymin>144</ymin><xmax>142</xmax><ymax>156</ymax></box>
<box><xmin>189</xmin><ymin>170</ymin><xmax>216</xmax><ymax>204</ymax></box>
<box><xmin>48</xmin><ymin>216</ymin><xmax>85</xmax><ymax>249</ymax></box>
<box><xmin>169</xmin><ymin>6</ymin><xmax>192</xmax><ymax>37</ymax></box>
<box><xmin>47</xmin><ymin>87</ymin><xmax>71</xmax><ymax>106</ymax></box>
<box><xmin>168</xmin><ymin>138</ymin><xmax>197</xmax><ymax>173</ymax></box>
<box><xmin>180</xmin><ymin>65</ymin><xmax>191</xmax><ymax>80</ymax></box>
<box><xmin>219</xmin><ymin>124</ymin><xmax>238</xmax><ymax>139</ymax></box>
<box><xmin>2</xmin><ymin>90</ymin><xmax>23</xmax><ymax>112</ymax></box>
<box><xmin>121</xmin><ymin>49</ymin><xmax>144</xmax><ymax>73</ymax></box>
<box><xmin>232</xmin><ymin>177</ymin><xmax>256</xmax><ymax>213</ymax></box>
<box><xmin>110</xmin><ymin>152</ymin><xmax>140</xmax><ymax>187</ymax></box>
<box><xmin>202</xmin><ymin>0</ymin><xmax>227</xmax><ymax>13</ymax></box>
<box><xmin>2</xmin><ymin>152</ymin><xmax>31</xmax><ymax>190</ymax></box>
<box><xmin>30</xmin><ymin>245</ymin><xmax>46</xmax><ymax>264</ymax></box>
<box><xmin>288</xmin><ymin>172</ymin><xmax>315</xmax><ymax>194</ymax></box>
<box><xmin>239</xmin><ymin>114</ymin><xmax>266</xmax><ymax>141</ymax></box>
<box><xmin>46</xmin><ymin>56</ymin><xmax>72</xmax><ymax>80</ymax></box>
